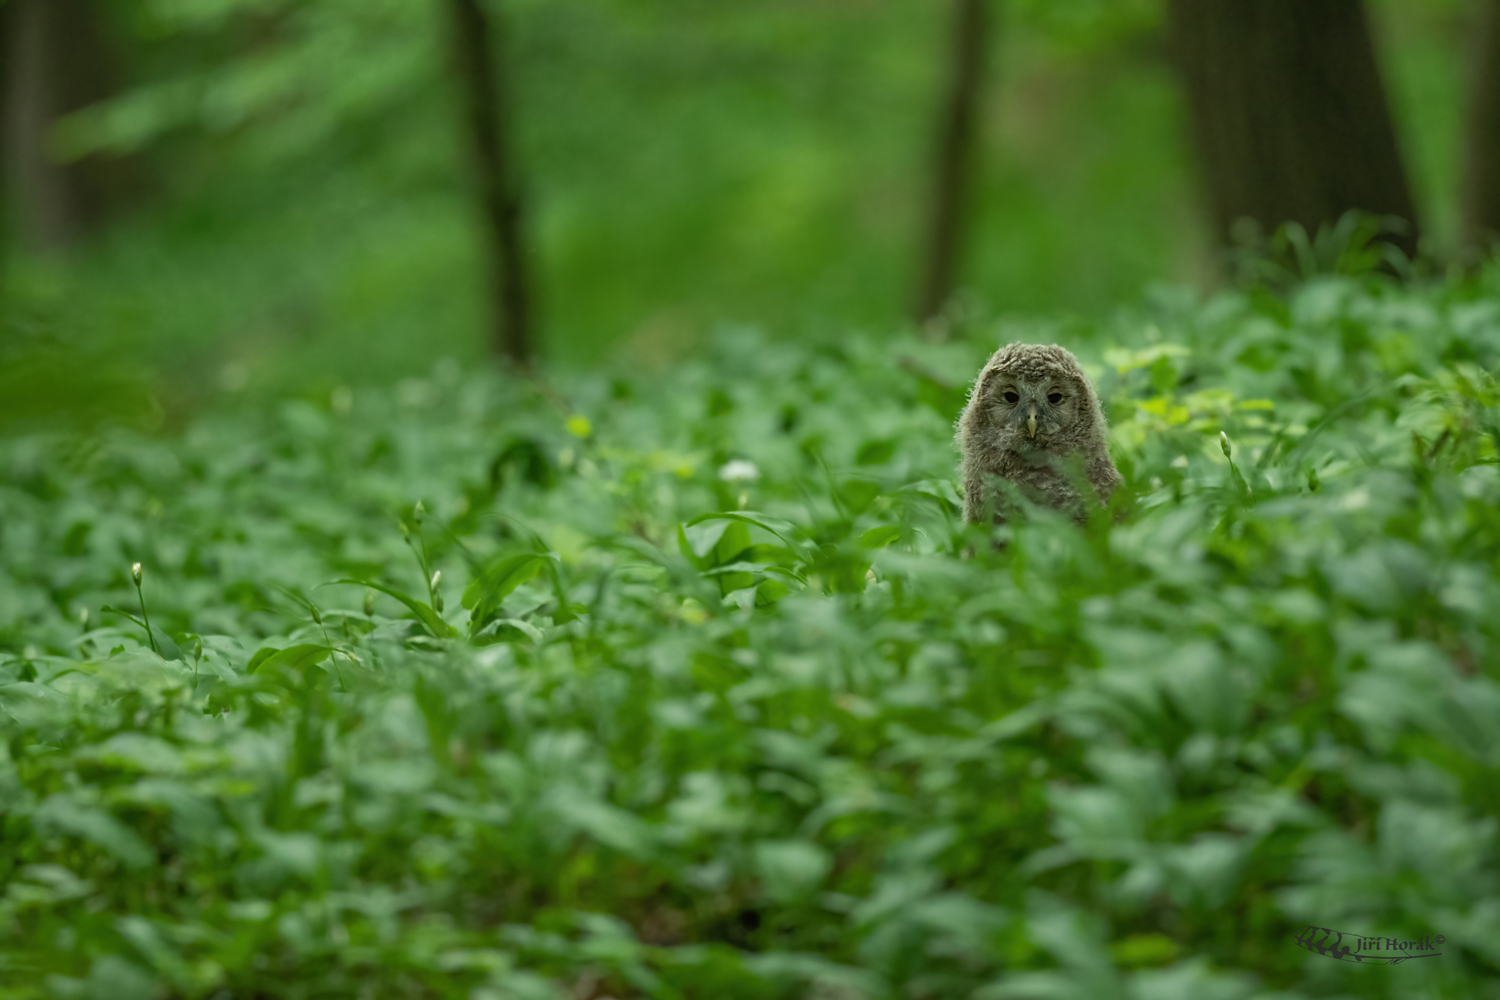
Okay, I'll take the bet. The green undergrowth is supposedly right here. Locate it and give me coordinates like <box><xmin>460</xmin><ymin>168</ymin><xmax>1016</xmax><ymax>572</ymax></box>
<box><xmin>2</xmin><ymin>275</ymin><xmax>1500</xmax><ymax>1000</ymax></box>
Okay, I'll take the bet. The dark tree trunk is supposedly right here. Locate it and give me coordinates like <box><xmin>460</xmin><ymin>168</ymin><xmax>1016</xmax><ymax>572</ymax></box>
<box><xmin>1462</xmin><ymin>0</ymin><xmax>1500</xmax><ymax>258</ymax></box>
<box><xmin>1166</xmin><ymin>0</ymin><xmax>1419</xmax><ymax>260</ymax></box>
<box><xmin>1</xmin><ymin>0</ymin><xmax>129</xmax><ymax>252</ymax></box>
<box><xmin>4</xmin><ymin>0</ymin><xmax>84</xmax><ymax>250</ymax></box>
<box><xmin>444</xmin><ymin>0</ymin><xmax>532</xmax><ymax>367</ymax></box>
<box><xmin>1</xmin><ymin>2</ymin><xmax>12</xmax><ymax>268</ymax></box>
<box><xmin>915</xmin><ymin>0</ymin><xmax>992</xmax><ymax>324</ymax></box>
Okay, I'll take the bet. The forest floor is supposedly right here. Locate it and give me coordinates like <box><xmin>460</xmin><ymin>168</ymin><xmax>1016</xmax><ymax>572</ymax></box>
<box><xmin>2</xmin><ymin>274</ymin><xmax>1499</xmax><ymax>999</ymax></box>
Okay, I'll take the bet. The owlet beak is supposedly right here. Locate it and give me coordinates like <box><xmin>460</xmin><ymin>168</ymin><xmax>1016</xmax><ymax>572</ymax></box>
<box><xmin>1027</xmin><ymin>408</ymin><xmax>1037</xmax><ymax>439</ymax></box>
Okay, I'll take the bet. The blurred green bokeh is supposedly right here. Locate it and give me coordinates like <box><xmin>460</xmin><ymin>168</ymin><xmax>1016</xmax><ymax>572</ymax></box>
<box><xmin>0</xmin><ymin>0</ymin><xmax>1473</xmax><ymax>424</ymax></box>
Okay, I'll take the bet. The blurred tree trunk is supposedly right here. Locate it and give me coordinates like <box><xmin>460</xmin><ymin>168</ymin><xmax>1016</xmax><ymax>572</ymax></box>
<box><xmin>1</xmin><ymin>2</ymin><xmax>12</xmax><ymax>277</ymax></box>
<box><xmin>1</xmin><ymin>0</ymin><xmax>128</xmax><ymax>252</ymax></box>
<box><xmin>1167</xmin><ymin>0</ymin><xmax>1419</xmax><ymax>260</ymax></box>
<box><xmin>915</xmin><ymin>0</ymin><xmax>992</xmax><ymax>324</ymax></box>
<box><xmin>444</xmin><ymin>0</ymin><xmax>532</xmax><ymax>367</ymax></box>
<box><xmin>1462</xmin><ymin>0</ymin><xmax>1500</xmax><ymax>259</ymax></box>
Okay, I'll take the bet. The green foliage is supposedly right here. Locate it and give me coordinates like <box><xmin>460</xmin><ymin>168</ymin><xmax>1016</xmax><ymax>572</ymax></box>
<box><xmin>3</xmin><ymin>0</ymin><xmax>1196</xmax><ymax>405</ymax></box>
<box><xmin>3</xmin><ymin>275</ymin><xmax>1500</xmax><ymax>998</ymax></box>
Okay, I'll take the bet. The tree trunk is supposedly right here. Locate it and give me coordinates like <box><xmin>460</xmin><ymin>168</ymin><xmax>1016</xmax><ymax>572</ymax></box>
<box><xmin>1</xmin><ymin>1</ymin><xmax>12</xmax><ymax>270</ymax></box>
<box><xmin>1166</xmin><ymin>0</ymin><xmax>1419</xmax><ymax>260</ymax></box>
<box><xmin>1462</xmin><ymin>0</ymin><xmax>1500</xmax><ymax>259</ymax></box>
<box><xmin>915</xmin><ymin>0</ymin><xmax>992</xmax><ymax>324</ymax></box>
<box><xmin>3</xmin><ymin>0</ymin><xmax>83</xmax><ymax>250</ymax></box>
<box><xmin>1</xmin><ymin>0</ymin><xmax>128</xmax><ymax>252</ymax></box>
<box><xmin>444</xmin><ymin>0</ymin><xmax>532</xmax><ymax>367</ymax></box>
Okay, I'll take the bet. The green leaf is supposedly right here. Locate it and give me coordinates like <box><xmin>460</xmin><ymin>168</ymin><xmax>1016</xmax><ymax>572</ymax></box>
<box><xmin>1149</xmin><ymin>354</ymin><xmax>1179</xmax><ymax>393</ymax></box>
<box><xmin>245</xmin><ymin>647</ymin><xmax>279</xmax><ymax>674</ymax></box>
<box><xmin>474</xmin><ymin>618</ymin><xmax>544</xmax><ymax>644</ymax></box>
<box><xmin>33</xmin><ymin>796</ymin><xmax>154</xmax><ymax>870</ymax></box>
<box><xmin>859</xmin><ymin>525</ymin><xmax>901</xmax><ymax>549</ymax></box>
<box><xmin>839</xmin><ymin>479</ymin><xmax>881</xmax><ymax>517</ymax></box>
<box><xmin>100</xmin><ymin>605</ymin><xmax>145</xmax><ymax>629</ymax></box>
<box><xmin>713</xmin><ymin>522</ymin><xmax>754</xmax><ymax>566</ymax></box>
<box><xmin>809</xmin><ymin>543</ymin><xmax>871</xmax><ymax>594</ymax></box>
<box><xmin>681</xmin><ymin>520</ymin><xmax>733</xmax><ymax>561</ymax></box>
<box><xmin>246</xmin><ymin>644</ymin><xmax>333</xmax><ymax>675</ymax></box>
<box><xmin>755</xmin><ymin>578</ymin><xmax>790</xmax><ymax>606</ymax></box>
<box><xmin>553</xmin><ymin>796</ymin><xmax>659</xmax><ymax>860</ymax></box>
<box><xmin>461</xmin><ymin>553</ymin><xmax>551</xmax><ymax>637</ymax></box>
<box><xmin>1111</xmin><ymin>933</ymin><xmax>1180</xmax><ymax>968</ymax></box>
<box><xmin>855</xmin><ymin>439</ymin><xmax>895</xmax><ymax>465</ymax></box>
<box><xmin>753</xmin><ymin>839</ymin><xmax>831</xmax><ymax>902</ymax></box>
<box><xmin>99</xmin><ymin>607</ymin><xmax>184</xmax><ymax>660</ymax></box>
<box><xmin>150</xmin><ymin>626</ymin><xmax>185</xmax><ymax>662</ymax></box>
<box><xmin>330</xmin><ymin>580</ymin><xmax>456</xmax><ymax>638</ymax></box>
<box><xmin>684</xmin><ymin>511</ymin><xmax>817</xmax><ymax>560</ymax></box>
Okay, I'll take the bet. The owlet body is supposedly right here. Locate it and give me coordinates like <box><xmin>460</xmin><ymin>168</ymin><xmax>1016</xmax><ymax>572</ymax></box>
<box><xmin>957</xmin><ymin>342</ymin><xmax>1121</xmax><ymax>523</ymax></box>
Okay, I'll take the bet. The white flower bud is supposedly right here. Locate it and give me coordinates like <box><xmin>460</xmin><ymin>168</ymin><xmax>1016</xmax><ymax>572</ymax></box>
<box><xmin>718</xmin><ymin>459</ymin><xmax>760</xmax><ymax>483</ymax></box>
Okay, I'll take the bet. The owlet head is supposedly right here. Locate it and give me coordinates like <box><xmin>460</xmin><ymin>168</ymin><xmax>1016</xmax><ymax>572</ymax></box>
<box><xmin>970</xmin><ymin>343</ymin><xmax>1096</xmax><ymax>450</ymax></box>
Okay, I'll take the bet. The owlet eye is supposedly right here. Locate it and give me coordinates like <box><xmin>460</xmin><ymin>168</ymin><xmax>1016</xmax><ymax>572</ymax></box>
<box><xmin>1047</xmin><ymin>392</ymin><xmax>1063</xmax><ymax>404</ymax></box>
<box><xmin>1003</xmin><ymin>391</ymin><xmax>1020</xmax><ymax>404</ymax></box>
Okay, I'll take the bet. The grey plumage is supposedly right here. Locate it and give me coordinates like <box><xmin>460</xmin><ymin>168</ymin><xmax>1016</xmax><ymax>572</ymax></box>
<box><xmin>957</xmin><ymin>342</ymin><xmax>1122</xmax><ymax>523</ymax></box>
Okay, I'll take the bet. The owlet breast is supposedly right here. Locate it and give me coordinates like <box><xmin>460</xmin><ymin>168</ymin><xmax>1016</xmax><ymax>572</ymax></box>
<box><xmin>956</xmin><ymin>342</ymin><xmax>1122</xmax><ymax>523</ymax></box>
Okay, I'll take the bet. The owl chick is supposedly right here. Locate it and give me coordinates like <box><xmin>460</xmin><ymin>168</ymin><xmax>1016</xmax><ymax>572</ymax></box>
<box><xmin>957</xmin><ymin>342</ymin><xmax>1122</xmax><ymax>524</ymax></box>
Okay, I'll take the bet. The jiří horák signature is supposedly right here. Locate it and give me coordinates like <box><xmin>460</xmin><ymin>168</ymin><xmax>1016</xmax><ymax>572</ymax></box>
<box><xmin>1294</xmin><ymin>926</ymin><xmax>1444</xmax><ymax>965</ymax></box>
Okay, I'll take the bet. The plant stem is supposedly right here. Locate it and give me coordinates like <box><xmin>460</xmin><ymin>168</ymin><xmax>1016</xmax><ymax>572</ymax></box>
<box><xmin>134</xmin><ymin>575</ymin><xmax>159</xmax><ymax>655</ymax></box>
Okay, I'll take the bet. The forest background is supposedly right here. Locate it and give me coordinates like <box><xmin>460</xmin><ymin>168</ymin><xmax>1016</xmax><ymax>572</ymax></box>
<box><xmin>0</xmin><ymin>0</ymin><xmax>1480</xmax><ymax>418</ymax></box>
